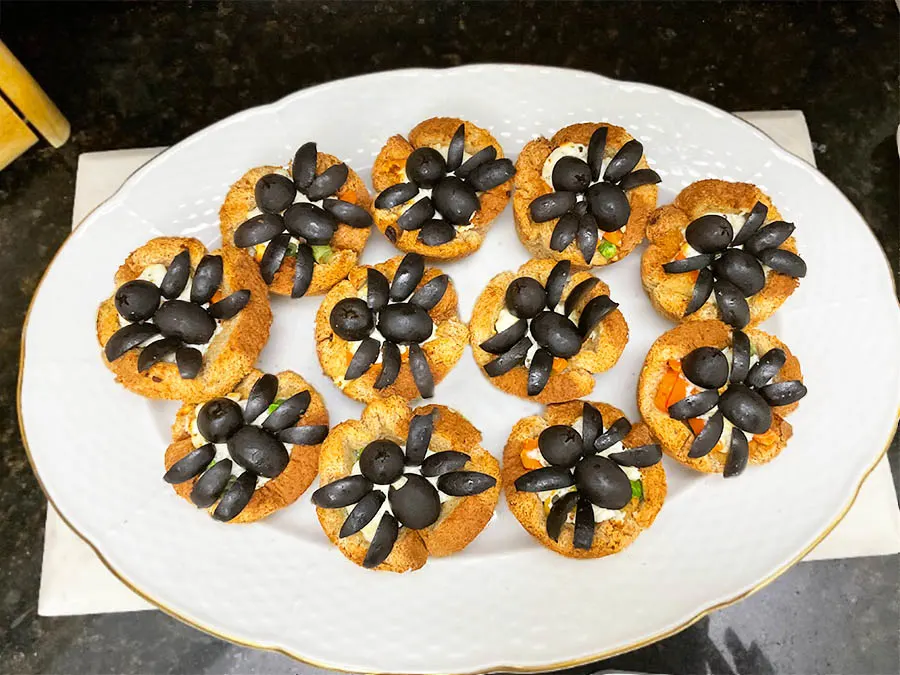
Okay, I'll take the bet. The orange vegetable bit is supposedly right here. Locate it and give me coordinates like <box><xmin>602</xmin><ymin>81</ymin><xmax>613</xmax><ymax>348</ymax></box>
<box><xmin>342</xmin><ymin>190</ymin><xmax>357</xmax><ymax>204</ymax></box>
<box><xmin>666</xmin><ymin>359</ymin><xmax>682</xmax><ymax>373</ymax></box>
<box><xmin>552</xmin><ymin>357</ymin><xmax>567</xmax><ymax>373</ymax></box>
<box><xmin>687</xmin><ymin>418</ymin><xmax>705</xmax><ymax>436</ymax></box>
<box><xmin>666</xmin><ymin>377</ymin><xmax>688</xmax><ymax>410</ymax></box>
<box><xmin>655</xmin><ymin>368</ymin><xmax>679</xmax><ymax>412</ymax></box>
<box><xmin>603</xmin><ymin>229</ymin><xmax>623</xmax><ymax>246</ymax></box>
<box><xmin>520</xmin><ymin>437</ymin><xmax>543</xmax><ymax>469</ymax></box>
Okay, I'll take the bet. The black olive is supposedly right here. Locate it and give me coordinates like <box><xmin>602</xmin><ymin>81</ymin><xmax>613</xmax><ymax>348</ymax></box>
<box><xmin>688</xmin><ymin>411</ymin><xmax>724</xmax><ymax>458</ymax></box>
<box><xmin>538</xmin><ymin>425</ymin><xmax>583</xmax><ymax>467</ymax></box>
<box><xmin>283</xmin><ymin>202</ymin><xmax>337</xmax><ymax>245</ymax></box>
<box><xmin>603</xmin><ymin>139</ymin><xmax>643</xmax><ymax>184</ymax></box>
<box><xmin>607</xmin><ymin>444</ymin><xmax>662</xmax><ymax>468</ymax></box>
<box><xmin>618</xmin><ymin>168</ymin><xmax>661</xmax><ymax>192</ymax></box>
<box><xmin>552</xmin><ymin>156</ymin><xmax>592</xmax><ymax>193</ymax></box>
<box><xmin>546</xmin><ymin>490</ymin><xmax>579</xmax><ymax>542</ymax></box>
<box><xmin>713</xmin><ymin>249</ymin><xmax>766</xmax><ymax>297</ymax></box>
<box><xmin>593</xmin><ymin>417</ymin><xmax>632</xmax><ymax>452</ymax></box>
<box><xmin>207</xmin><ymin>290</ymin><xmax>251</xmax><ymax>320</ymax></box>
<box><xmin>573</xmin><ymin>496</ymin><xmax>595</xmax><ymax>550</ymax></box>
<box><xmin>743</xmin><ymin>221</ymin><xmax>795</xmax><ymax>256</ymax></box>
<box><xmin>417</xmin><ymin>220</ymin><xmax>457</xmax><ymax>246</ymax></box>
<box><xmin>390</xmin><ymin>252</ymin><xmax>425</xmax><ymax>301</ymax></box>
<box><xmin>544</xmin><ymin>261</ymin><xmax>570</xmax><ymax>310</ymax></box>
<box><xmin>432</xmin><ymin>176</ymin><xmax>479</xmax><ymax>225</ymax></box>
<box><xmin>408</xmin><ymin>343</ymin><xmax>434</xmax><ymax>398</ymax></box>
<box><xmin>160</xmin><ymin>250</ymin><xmax>192</xmax><ymax>299</ymax></box>
<box><xmin>467</xmin><ymin>158</ymin><xmax>515</xmax><ymax>192</ymax></box>
<box><xmin>243</xmin><ymin>373</ymin><xmax>278</xmax><ymax>423</ymax></box>
<box><xmin>190</xmin><ymin>459</ymin><xmax>233</xmax><ymax>508</ymax></box>
<box><xmin>563</xmin><ymin>277</ymin><xmax>600</xmax><ymax>317</ymax></box>
<box><xmin>292</xmin><ymin>142</ymin><xmax>318</xmax><ymax>191</ymax></box>
<box><xmin>258</xmin><ymin>234</ymin><xmax>290</xmax><ymax>285</ymax></box>
<box><xmin>505</xmin><ymin>277</ymin><xmax>546</xmax><ymax>319</ymax></box>
<box><xmin>718</xmin><ymin>384</ymin><xmax>772</xmax><ymax>434</ymax></box>
<box><xmin>306</xmin><ymin>163</ymin><xmax>348</xmax><ymax>201</ymax></box>
<box><xmin>587</xmin><ymin>126</ymin><xmax>608</xmax><ymax>181</ymax></box>
<box><xmin>574</xmin><ymin>455</ymin><xmax>631</xmax><ymax>510</ymax></box>
<box><xmin>479</xmin><ymin>318</ymin><xmax>528</xmax><ymax>355</ymax></box>
<box><xmin>277</xmin><ymin>424</ymin><xmax>329</xmax><ymax>446</ymax></box>
<box><xmin>388</xmin><ymin>474</ymin><xmax>441</xmax><ymax>529</ymax></box>
<box><xmin>190</xmin><ymin>255</ymin><xmax>223</xmax><ymax>305</ymax></box>
<box><xmin>730</xmin><ymin>330</ymin><xmax>751</xmax><ymax>384</ymax></box>
<box><xmin>227</xmin><ymin>425</ymin><xmax>290</xmax><ymax>478</ymax></box>
<box><xmin>366</xmin><ymin>268</ymin><xmax>390</xmax><ymax>312</ymax></box>
<box><xmin>339</xmin><ymin>490</ymin><xmax>386</xmax><ymax>538</ymax></box>
<box><xmin>105</xmin><ymin>323</ymin><xmax>160</xmax><ymax>362</ymax></box>
<box><xmin>261</xmin><ymin>390</ymin><xmax>311</xmax><ymax>433</ymax></box>
<box><xmin>514</xmin><ymin>466</ymin><xmax>575</xmax><ymax>492</ymax></box>
<box><xmin>530</xmin><ymin>191</ymin><xmax>577</xmax><ymax>223</ymax></box>
<box><xmin>409</xmin><ymin>274</ymin><xmax>448</xmax><ymax>311</ymax></box>
<box><xmin>549</xmin><ymin>212</ymin><xmax>579</xmax><ymax>251</ymax></box>
<box><xmin>312</xmin><ymin>475</ymin><xmax>373</xmax><ymax>508</ymax></box>
<box><xmin>685</xmin><ymin>215</ymin><xmax>733</xmax><ymax>253</ymax></box>
<box><xmin>291</xmin><ymin>244</ymin><xmax>314</xmax><ymax>299</ymax></box>
<box><xmin>757</xmin><ymin>248</ymin><xmax>807</xmax><ymax>278</ymax></box>
<box><xmin>713</xmin><ymin>278</ymin><xmax>751</xmax><ymax>328</ymax></box>
<box><xmin>359</xmin><ymin>439</ymin><xmax>405</xmax><ymax>484</ymax></box>
<box><xmin>454</xmin><ymin>145</ymin><xmax>496</xmax><ymax>180</ymax></box>
<box><xmin>685</xmin><ymin>267</ymin><xmax>714</xmax><ymax>316</ymax></box>
<box><xmin>406</xmin><ymin>147</ymin><xmax>447</xmax><ymax>189</ymax></box>
<box><xmin>446</xmin><ymin>124</ymin><xmax>466</xmax><ymax>172</ymax></box>
<box><xmin>581</xmin><ymin>401</ymin><xmax>603</xmax><ymax>453</ymax></box>
<box><xmin>578</xmin><ymin>295</ymin><xmax>618</xmax><ymax>338</ymax></box>
<box><xmin>175</xmin><ymin>346</ymin><xmax>202</xmax><ymax>379</ymax></box>
<box><xmin>197</xmin><ymin>397</ymin><xmax>244</xmax><ymax>443</ymax></box>
<box><xmin>322</xmin><ymin>199</ymin><xmax>373</xmax><ymax>228</ymax></box>
<box><xmin>374</xmin><ymin>341</ymin><xmax>401</xmax><ymax>390</ymax></box>
<box><xmin>137</xmin><ymin>336</ymin><xmax>180</xmax><ymax>372</ymax></box>
<box><xmin>405</xmin><ymin>409</ymin><xmax>436</xmax><ymax>465</ymax></box>
<box><xmin>154</xmin><ymin>300</ymin><xmax>216</xmax><ymax>344</ymax></box>
<box><xmin>420</xmin><ymin>450</ymin><xmax>470</xmax><ymax>478</ymax></box>
<box><xmin>527</xmin><ymin>348</ymin><xmax>553</xmax><ymax>396</ymax></box>
<box><xmin>213</xmin><ymin>471</ymin><xmax>258</xmax><ymax>522</ymax></box>
<box><xmin>529</xmin><ymin>311</ymin><xmax>582</xmax><ymax>359</ymax></box>
<box><xmin>330</xmin><ymin>298</ymin><xmax>375</xmax><ymax>341</ymax></box>
<box><xmin>667</xmin><ymin>389</ymin><xmax>720</xmax><ymax>420</ymax></box>
<box><xmin>731</xmin><ymin>201</ymin><xmax>768</xmax><ymax>247</ymax></box>
<box><xmin>344</xmin><ymin>337</ymin><xmax>380</xmax><ymax>380</ymax></box>
<box><xmin>576</xmin><ymin>213</ymin><xmax>599</xmax><ymax>263</ymax></box>
<box><xmin>663</xmin><ymin>253</ymin><xmax>714</xmax><ymax>274</ymax></box>
<box><xmin>377</xmin><ymin>303</ymin><xmax>433</xmax><ymax>344</ymax></box>
<box><xmin>362</xmin><ymin>513</ymin><xmax>399</xmax><ymax>569</ymax></box>
<box><xmin>115</xmin><ymin>280</ymin><xmax>160</xmax><ymax>323</ymax></box>
<box><xmin>586</xmin><ymin>182</ymin><xmax>630</xmax><ymax>231</ymax></box>
<box><xmin>682</xmin><ymin>346</ymin><xmax>729</xmax><ymax>389</ymax></box>
<box><xmin>375</xmin><ymin>182</ymin><xmax>418</xmax><ymax>210</ymax></box>
<box><xmin>759</xmin><ymin>380</ymin><xmax>807</xmax><ymax>406</ymax></box>
<box><xmin>723</xmin><ymin>428</ymin><xmax>749</xmax><ymax>478</ymax></box>
<box><xmin>483</xmin><ymin>336</ymin><xmax>532</xmax><ymax>377</ymax></box>
<box><xmin>254</xmin><ymin>173</ymin><xmax>296</xmax><ymax>214</ymax></box>
<box><xmin>163</xmin><ymin>443</ymin><xmax>215</xmax><ymax>484</ymax></box>
<box><xmin>397</xmin><ymin>197</ymin><xmax>434</xmax><ymax>231</ymax></box>
<box><xmin>437</xmin><ymin>471</ymin><xmax>496</xmax><ymax>496</ymax></box>
<box><xmin>746</xmin><ymin>347</ymin><xmax>787</xmax><ymax>389</ymax></box>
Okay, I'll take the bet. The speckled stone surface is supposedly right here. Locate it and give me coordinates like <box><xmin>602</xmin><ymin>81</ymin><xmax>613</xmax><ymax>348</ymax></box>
<box><xmin>1</xmin><ymin>2</ymin><xmax>897</xmax><ymax>674</ymax></box>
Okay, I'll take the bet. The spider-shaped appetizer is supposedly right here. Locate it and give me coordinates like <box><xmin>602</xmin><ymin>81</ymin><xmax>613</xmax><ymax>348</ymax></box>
<box><xmin>504</xmin><ymin>401</ymin><xmax>666</xmax><ymax>558</ymax></box>
<box><xmin>469</xmin><ymin>258</ymin><xmax>628</xmax><ymax>403</ymax></box>
<box><xmin>638</xmin><ymin>321</ymin><xmax>806</xmax><ymax>477</ymax></box>
<box><xmin>642</xmin><ymin>179</ymin><xmax>806</xmax><ymax>328</ymax></box>
<box><xmin>164</xmin><ymin>370</ymin><xmax>329</xmax><ymax>523</ymax></box>
<box><xmin>371</xmin><ymin>117</ymin><xmax>514</xmax><ymax>259</ymax></box>
<box><xmin>514</xmin><ymin>123</ymin><xmax>660</xmax><ymax>267</ymax></box>
<box><xmin>97</xmin><ymin>237</ymin><xmax>271</xmax><ymax>402</ymax></box>
<box><xmin>312</xmin><ymin>396</ymin><xmax>500</xmax><ymax>572</ymax></box>
<box><xmin>315</xmin><ymin>253</ymin><xmax>468</xmax><ymax>402</ymax></box>
<box><xmin>219</xmin><ymin>142</ymin><xmax>373</xmax><ymax>297</ymax></box>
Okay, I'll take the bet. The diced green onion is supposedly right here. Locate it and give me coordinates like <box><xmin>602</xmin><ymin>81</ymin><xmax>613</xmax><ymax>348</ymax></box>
<box><xmin>311</xmin><ymin>244</ymin><xmax>334</xmax><ymax>264</ymax></box>
<box><xmin>267</xmin><ymin>398</ymin><xmax>285</xmax><ymax>415</ymax></box>
<box><xmin>630</xmin><ymin>479</ymin><xmax>643</xmax><ymax>501</ymax></box>
<box><xmin>599</xmin><ymin>241</ymin><xmax>617</xmax><ymax>259</ymax></box>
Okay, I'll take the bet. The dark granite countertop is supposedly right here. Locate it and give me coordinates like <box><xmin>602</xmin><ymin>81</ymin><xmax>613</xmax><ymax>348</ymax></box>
<box><xmin>1</xmin><ymin>2</ymin><xmax>898</xmax><ymax>673</ymax></box>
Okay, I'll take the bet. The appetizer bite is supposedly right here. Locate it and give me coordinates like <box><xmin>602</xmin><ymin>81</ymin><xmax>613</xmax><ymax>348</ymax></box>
<box><xmin>371</xmin><ymin>116</ymin><xmax>514</xmax><ymax>259</ymax></box>
<box><xmin>641</xmin><ymin>179</ymin><xmax>806</xmax><ymax>328</ymax></box>
<box><xmin>638</xmin><ymin>321</ymin><xmax>806</xmax><ymax>477</ymax></box>
<box><xmin>469</xmin><ymin>258</ymin><xmax>628</xmax><ymax>403</ymax></box>
<box><xmin>514</xmin><ymin>123</ymin><xmax>660</xmax><ymax>267</ymax></box>
<box><xmin>312</xmin><ymin>396</ymin><xmax>500</xmax><ymax>572</ymax></box>
<box><xmin>220</xmin><ymin>142</ymin><xmax>373</xmax><ymax>297</ymax></box>
<box><xmin>97</xmin><ymin>236</ymin><xmax>271</xmax><ymax>402</ymax></box>
<box><xmin>504</xmin><ymin>401</ymin><xmax>666</xmax><ymax>558</ymax></box>
<box><xmin>315</xmin><ymin>253</ymin><xmax>468</xmax><ymax>402</ymax></box>
<box><xmin>163</xmin><ymin>369</ymin><xmax>329</xmax><ymax>522</ymax></box>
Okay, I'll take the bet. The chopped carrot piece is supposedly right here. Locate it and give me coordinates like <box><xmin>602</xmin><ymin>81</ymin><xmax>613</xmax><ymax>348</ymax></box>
<box><xmin>666</xmin><ymin>359</ymin><xmax>682</xmax><ymax>373</ymax></box>
<box><xmin>666</xmin><ymin>377</ymin><xmax>688</xmax><ymax>409</ymax></box>
<box><xmin>341</xmin><ymin>190</ymin><xmax>357</xmax><ymax>204</ymax></box>
<box><xmin>655</xmin><ymin>368</ymin><xmax>679</xmax><ymax>412</ymax></box>
<box><xmin>520</xmin><ymin>438</ymin><xmax>543</xmax><ymax>469</ymax></box>
<box><xmin>687</xmin><ymin>418</ymin><xmax>705</xmax><ymax>436</ymax></box>
<box><xmin>552</xmin><ymin>357</ymin><xmax>567</xmax><ymax>373</ymax></box>
<box><xmin>688</xmin><ymin>270</ymin><xmax>700</xmax><ymax>282</ymax></box>
<box><xmin>674</xmin><ymin>249</ymin><xmax>687</xmax><ymax>261</ymax></box>
<box><xmin>603</xmin><ymin>229</ymin><xmax>623</xmax><ymax>246</ymax></box>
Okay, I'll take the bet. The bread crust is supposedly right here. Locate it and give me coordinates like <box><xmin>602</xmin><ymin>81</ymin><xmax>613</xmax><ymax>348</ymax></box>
<box><xmin>641</xmin><ymin>179</ymin><xmax>800</xmax><ymax>326</ymax></box>
<box><xmin>96</xmin><ymin>237</ymin><xmax>272</xmax><ymax>402</ymax></box>
<box><xmin>315</xmin><ymin>396</ymin><xmax>500</xmax><ymax>572</ymax></box>
<box><xmin>315</xmin><ymin>255</ymin><xmax>468</xmax><ymax>402</ymax></box>
<box><xmin>219</xmin><ymin>152</ymin><xmax>373</xmax><ymax>296</ymax></box>
<box><xmin>164</xmin><ymin>369</ymin><xmax>329</xmax><ymax>523</ymax></box>
<box><xmin>503</xmin><ymin>401</ymin><xmax>666</xmax><ymax>558</ymax></box>
<box><xmin>371</xmin><ymin>116</ymin><xmax>512</xmax><ymax>260</ymax></box>
<box><xmin>637</xmin><ymin>320</ymin><xmax>803</xmax><ymax>473</ymax></box>
<box><xmin>513</xmin><ymin>123</ymin><xmax>658</xmax><ymax>268</ymax></box>
<box><xmin>469</xmin><ymin>258</ymin><xmax>628</xmax><ymax>403</ymax></box>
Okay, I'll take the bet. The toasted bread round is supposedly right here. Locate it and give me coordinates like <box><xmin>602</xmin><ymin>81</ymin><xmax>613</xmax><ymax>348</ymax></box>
<box><xmin>165</xmin><ymin>369</ymin><xmax>329</xmax><ymax>523</ymax></box>
<box><xmin>315</xmin><ymin>255</ymin><xmax>468</xmax><ymax>402</ymax></box>
<box><xmin>371</xmin><ymin>117</ymin><xmax>512</xmax><ymax>260</ymax></box>
<box><xmin>96</xmin><ymin>237</ymin><xmax>272</xmax><ymax>402</ymax></box>
<box><xmin>315</xmin><ymin>396</ymin><xmax>500</xmax><ymax>572</ymax></box>
<box><xmin>513</xmin><ymin>123</ymin><xmax>658</xmax><ymax>268</ymax></box>
<box><xmin>637</xmin><ymin>320</ymin><xmax>803</xmax><ymax>473</ymax></box>
<box><xmin>219</xmin><ymin>151</ymin><xmax>373</xmax><ymax>296</ymax></box>
<box><xmin>503</xmin><ymin>401</ymin><xmax>666</xmax><ymax>558</ymax></box>
<box><xmin>469</xmin><ymin>258</ymin><xmax>628</xmax><ymax>403</ymax></box>
<box><xmin>641</xmin><ymin>179</ymin><xmax>801</xmax><ymax>326</ymax></box>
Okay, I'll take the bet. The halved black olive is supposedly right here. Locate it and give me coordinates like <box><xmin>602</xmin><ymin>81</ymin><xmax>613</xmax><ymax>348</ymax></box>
<box><xmin>255</xmin><ymin>173</ymin><xmax>296</xmax><ymax>214</ymax></box>
<box><xmin>731</xmin><ymin>201</ymin><xmax>768</xmax><ymax>247</ymax></box>
<box><xmin>104</xmin><ymin>323</ymin><xmax>160</xmax><ymax>361</ymax></box>
<box><xmin>544</xmin><ymin>260</ymin><xmax>570</xmax><ymax>309</ymax></box>
<box><xmin>343</xmin><ymin>338</ymin><xmax>380</xmax><ymax>380</ymax></box>
<box><xmin>759</xmin><ymin>380</ymin><xmax>807</xmax><ymax>406</ymax></box>
<box><xmin>685</xmin><ymin>267</ymin><xmax>714</xmax><ymax>316</ymax></box>
<box><xmin>137</xmin><ymin>336</ymin><xmax>180</xmax><ymax>372</ymax></box>
<box><xmin>549</xmin><ymin>212</ymin><xmax>579</xmax><ymax>252</ymax></box>
<box><xmin>546</xmin><ymin>490</ymin><xmax>579</xmax><ymax>542</ymax></box>
<box><xmin>688</xmin><ymin>411</ymin><xmax>724</xmax><ymax>458</ymax></box>
<box><xmin>576</xmin><ymin>213</ymin><xmax>599</xmax><ymax>263</ymax></box>
<box><xmin>530</xmin><ymin>311</ymin><xmax>582</xmax><ymax>358</ymax></box>
<box><xmin>432</xmin><ymin>176</ymin><xmax>479</xmax><ymax>225</ymax></box>
<box><xmin>484</xmin><ymin>336</ymin><xmax>532</xmax><ymax>376</ymax></box>
<box><xmin>366</xmin><ymin>268</ymin><xmax>390</xmax><ymax>312</ymax></box>
<box><xmin>530</xmin><ymin>191</ymin><xmax>576</xmax><ymax>223</ymax></box>
<box><xmin>757</xmin><ymin>248</ymin><xmax>807</xmax><ymax>278</ymax></box>
<box><xmin>259</xmin><ymin>233</ymin><xmax>290</xmax><ymax>284</ymax></box>
<box><xmin>514</xmin><ymin>466</ymin><xmax>575</xmax><ymax>492</ymax></box>
<box><xmin>718</xmin><ymin>384</ymin><xmax>772</xmax><ymax>434</ymax></box>
<box><xmin>723</xmin><ymin>428</ymin><xmax>749</xmax><ymax>478</ymax></box>
<box><xmin>405</xmin><ymin>409</ymin><xmax>436</xmax><ymax>465</ymax></box>
<box><xmin>378</xmin><ymin>303</ymin><xmax>433</xmax><ymax>344</ymax></box>
<box><xmin>746</xmin><ymin>348</ymin><xmax>786</xmax><ymax>389</ymax></box>
<box><xmin>581</xmin><ymin>401</ymin><xmax>603</xmax><ymax>453</ymax></box>
<box><xmin>446</xmin><ymin>124</ymin><xmax>466</xmax><ymax>172</ymax></box>
<box><xmin>406</xmin><ymin>147</ymin><xmax>447</xmax><ymax>189</ymax></box>
<box><xmin>618</xmin><ymin>168</ymin><xmax>662</xmax><ymax>192</ymax></box>
<box><xmin>454</xmin><ymin>145</ymin><xmax>496</xmax><ymax>180</ymax></box>
<box><xmin>437</xmin><ymin>471</ymin><xmax>497</xmax><ymax>496</ymax></box>
<box><xmin>506</xmin><ymin>277</ymin><xmax>546</xmax><ymax>319</ymax></box>
<box><xmin>682</xmin><ymin>346</ymin><xmax>729</xmax><ymax>389</ymax></box>
<box><xmin>330</xmin><ymin>297</ymin><xmax>375</xmax><ymax>341</ymax></box>
<box><xmin>190</xmin><ymin>459</ymin><xmax>232</xmax><ymax>507</ymax></box>
<box><xmin>322</xmin><ymin>199</ymin><xmax>373</xmax><ymax>228</ymax></box>
<box><xmin>538</xmin><ymin>425</ymin><xmax>583</xmax><ymax>467</ymax></box>
<box><xmin>375</xmin><ymin>182</ymin><xmax>418</xmax><ymax>209</ymax></box>
<box><xmin>467</xmin><ymin>158</ymin><xmax>515</xmax><ymax>192</ymax></box>
<box><xmin>417</xmin><ymin>220</ymin><xmax>457</xmax><ymax>246</ymax></box>
<box><xmin>213</xmin><ymin>471</ymin><xmax>258</xmax><ymax>522</ymax></box>
<box><xmin>243</xmin><ymin>373</ymin><xmax>278</xmax><ymax>423</ymax></box>
<box><xmin>480</xmin><ymin>318</ymin><xmax>527</xmax><ymax>355</ymax></box>
<box><xmin>743</xmin><ymin>221</ymin><xmax>795</xmax><ymax>256</ymax></box>
<box><xmin>527</xmin><ymin>348</ymin><xmax>553</xmax><ymax>396</ymax></box>
<box><xmin>306</xmin><ymin>163</ymin><xmax>348</xmax><ymax>201</ymax></box>
<box><xmin>713</xmin><ymin>278</ymin><xmax>751</xmax><ymax>328</ymax></box>
<box><xmin>578</xmin><ymin>295</ymin><xmax>618</xmax><ymax>338</ymax></box>
<box><xmin>262</xmin><ymin>390</ymin><xmax>311</xmax><ymax>433</ymax></box>
<box><xmin>552</xmin><ymin>156</ymin><xmax>592</xmax><ymax>193</ymax></box>
<box><xmin>198</xmin><ymin>397</ymin><xmax>244</xmax><ymax>443</ymax></box>
<box><xmin>362</xmin><ymin>513</ymin><xmax>399</xmax><ymax>569</ymax></box>
<box><xmin>408</xmin><ymin>343</ymin><xmax>434</xmax><ymax>398</ymax></box>
<box><xmin>730</xmin><ymin>330</ymin><xmax>751</xmax><ymax>384</ymax></box>
<box><xmin>208</xmin><ymin>290</ymin><xmax>251</xmax><ymax>320</ymax></box>
<box><xmin>608</xmin><ymin>444</ymin><xmax>662</xmax><ymax>467</ymax></box>
<box><xmin>573</xmin><ymin>496</ymin><xmax>595</xmax><ymax>550</ymax></box>
<box><xmin>389</xmin><ymin>474</ymin><xmax>441</xmax><ymax>529</ymax></box>
<box><xmin>190</xmin><ymin>255</ymin><xmax>223</xmax><ymax>305</ymax></box>
<box><xmin>663</xmin><ymin>253</ymin><xmax>715</xmax><ymax>274</ymax></box>
<box><xmin>339</xmin><ymin>490</ymin><xmax>385</xmax><ymax>538</ymax></box>
<box><xmin>593</xmin><ymin>417</ymin><xmax>632</xmax><ymax>452</ymax></box>
<box><xmin>587</xmin><ymin>126</ymin><xmax>608</xmax><ymax>181</ymax></box>
<box><xmin>397</xmin><ymin>197</ymin><xmax>435</xmax><ymax>231</ymax></box>
<box><xmin>667</xmin><ymin>390</ymin><xmax>720</xmax><ymax>420</ymax></box>
<box><xmin>604</xmin><ymin>140</ymin><xmax>643</xmax><ymax>184</ymax></box>
<box><xmin>292</xmin><ymin>142</ymin><xmax>318</xmax><ymax>191</ymax></box>
<box><xmin>312</xmin><ymin>475</ymin><xmax>373</xmax><ymax>508</ymax></box>
<box><xmin>586</xmin><ymin>182</ymin><xmax>630</xmax><ymax>231</ymax></box>
<box><xmin>291</xmin><ymin>243</ymin><xmax>314</xmax><ymax>299</ymax></box>
<box><xmin>154</xmin><ymin>300</ymin><xmax>216</xmax><ymax>344</ymax></box>
<box><xmin>283</xmin><ymin>202</ymin><xmax>337</xmax><ymax>244</ymax></box>
<box><xmin>390</xmin><ymin>252</ymin><xmax>425</xmax><ymax>301</ymax></box>
<box><xmin>563</xmin><ymin>277</ymin><xmax>600</xmax><ymax>317</ymax></box>
<box><xmin>409</xmin><ymin>274</ymin><xmax>448</xmax><ymax>311</ymax></box>
<box><xmin>175</xmin><ymin>346</ymin><xmax>202</xmax><ymax>379</ymax></box>
<box><xmin>374</xmin><ymin>341</ymin><xmax>401</xmax><ymax>390</ymax></box>
<box><xmin>115</xmin><ymin>280</ymin><xmax>161</xmax><ymax>322</ymax></box>
<box><xmin>713</xmin><ymin>249</ymin><xmax>766</xmax><ymax>297</ymax></box>
<box><xmin>227</xmin><ymin>425</ymin><xmax>290</xmax><ymax>478</ymax></box>
<box><xmin>574</xmin><ymin>454</ymin><xmax>631</xmax><ymax>509</ymax></box>
<box><xmin>163</xmin><ymin>443</ymin><xmax>215</xmax><ymax>484</ymax></box>
<box><xmin>420</xmin><ymin>450</ymin><xmax>470</xmax><ymax>478</ymax></box>
<box><xmin>277</xmin><ymin>425</ymin><xmax>329</xmax><ymax>446</ymax></box>
<box><xmin>685</xmin><ymin>215</ymin><xmax>733</xmax><ymax>253</ymax></box>
<box><xmin>160</xmin><ymin>250</ymin><xmax>191</xmax><ymax>299</ymax></box>
<box><xmin>359</xmin><ymin>439</ymin><xmax>405</xmax><ymax>484</ymax></box>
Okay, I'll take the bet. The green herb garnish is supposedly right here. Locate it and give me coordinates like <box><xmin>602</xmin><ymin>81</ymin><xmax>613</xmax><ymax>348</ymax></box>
<box><xmin>630</xmin><ymin>479</ymin><xmax>643</xmax><ymax>501</ymax></box>
<box><xmin>267</xmin><ymin>398</ymin><xmax>286</xmax><ymax>415</ymax></box>
<box><xmin>311</xmin><ymin>244</ymin><xmax>334</xmax><ymax>264</ymax></box>
<box><xmin>598</xmin><ymin>240</ymin><xmax>617</xmax><ymax>259</ymax></box>
<box><xmin>285</xmin><ymin>242</ymin><xmax>299</xmax><ymax>258</ymax></box>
